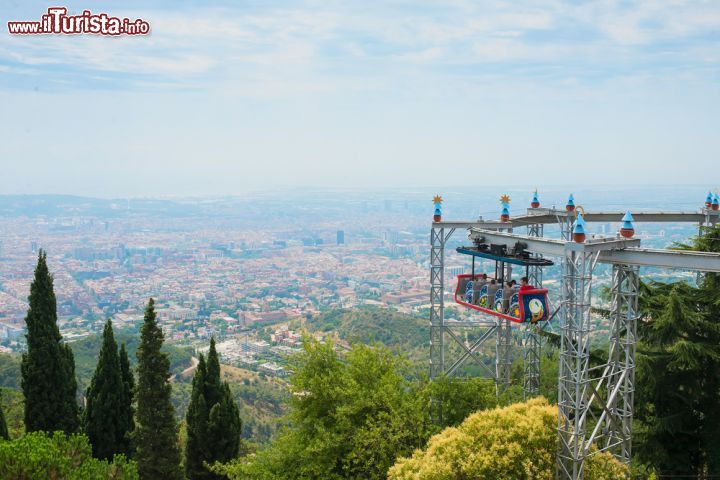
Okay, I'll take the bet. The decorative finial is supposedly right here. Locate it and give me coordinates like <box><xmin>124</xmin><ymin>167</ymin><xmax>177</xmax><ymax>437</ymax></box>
<box><xmin>566</xmin><ymin>194</ymin><xmax>575</xmax><ymax>212</ymax></box>
<box><xmin>572</xmin><ymin>212</ymin><xmax>586</xmax><ymax>243</ymax></box>
<box><xmin>433</xmin><ymin>194</ymin><xmax>443</xmax><ymax>222</ymax></box>
<box><xmin>620</xmin><ymin>211</ymin><xmax>635</xmax><ymax>238</ymax></box>
<box><xmin>500</xmin><ymin>194</ymin><xmax>510</xmax><ymax>221</ymax></box>
<box><xmin>531</xmin><ymin>189</ymin><xmax>540</xmax><ymax>208</ymax></box>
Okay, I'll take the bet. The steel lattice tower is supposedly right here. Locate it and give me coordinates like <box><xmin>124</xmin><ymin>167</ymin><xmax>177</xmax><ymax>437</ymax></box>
<box><xmin>430</xmin><ymin>200</ymin><xmax>720</xmax><ymax>480</ymax></box>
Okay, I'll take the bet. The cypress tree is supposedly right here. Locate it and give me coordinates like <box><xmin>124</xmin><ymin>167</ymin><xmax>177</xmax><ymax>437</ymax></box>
<box><xmin>118</xmin><ymin>343</ymin><xmax>135</xmax><ymax>456</ymax></box>
<box><xmin>134</xmin><ymin>298</ymin><xmax>182</xmax><ymax>480</ymax></box>
<box><xmin>21</xmin><ymin>250</ymin><xmax>79</xmax><ymax>433</ymax></box>
<box><xmin>83</xmin><ymin>320</ymin><xmax>128</xmax><ymax>460</ymax></box>
<box><xmin>207</xmin><ymin>382</ymin><xmax>241</xmax><ymax>464</ymax></box>
<box><xmin>205</xmin><ymin>338</ymin><xmax>223</xmax><ymax>409</ymax></box>
<box><xmin>185</xmin><ymin>354</ymin><xmax>209</xmax><ymax>479</ymax></box>
<box><xmin>185</xmin><ymin>338</ymin><xmax>242</xmax><ymax>479</ymax></box>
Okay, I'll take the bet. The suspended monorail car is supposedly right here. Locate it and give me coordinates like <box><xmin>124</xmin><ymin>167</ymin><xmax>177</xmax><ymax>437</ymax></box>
<box><xmin>453</xmin><ymin>242</ymin><xmax>553</xmax><ymax>323</ymax></box>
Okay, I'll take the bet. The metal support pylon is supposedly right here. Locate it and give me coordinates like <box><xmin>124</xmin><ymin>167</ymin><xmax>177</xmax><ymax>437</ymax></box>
<box><xmin>430</xmin><ymin>226</ymin><xmax>446</xmax><ymax>380</ymax></box>
<box><xmin>493</xmin><ymin>240</ymin><xmax>513</xmax><ymax>395</ymax></box>
<box><xmin>495</xmin><ymin>315</ymin><xmax>512</xmax><ymax>395</ymax></box>
<box><xmin>557</xmin><ymin>249</ymin><xmax>598</xmax><ymax>480</ymax></box>
<box><xmin>605</xmin><ymin>264</ymin><xmax>639</xmax><ymax>464</ymax></box>
<box><xmin>524</xmin><ymin>222</ymin><xmax>544</xmax><ymax>399</ymax></box>
<box><xmin>556</xmin><ymin>251</ymin><xmax>639</xmax><ymax>479</ymax></box>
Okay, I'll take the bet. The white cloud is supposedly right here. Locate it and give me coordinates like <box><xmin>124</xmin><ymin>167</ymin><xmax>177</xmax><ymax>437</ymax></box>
<box><xmin>1</xmin><ymin>0</ymin><xmax>719</xmax><ymax>93</ymax></box>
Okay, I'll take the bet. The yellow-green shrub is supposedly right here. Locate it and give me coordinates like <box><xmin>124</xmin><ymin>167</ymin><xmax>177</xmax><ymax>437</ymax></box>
<box><xmin>388</xmin><ymin>397</ymin><xmax>627</xmax><ymax>480</ymax></box>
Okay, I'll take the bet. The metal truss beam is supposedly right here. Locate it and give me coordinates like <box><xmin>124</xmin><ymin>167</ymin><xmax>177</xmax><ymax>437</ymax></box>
<box><xmin>469</xmin><ymin>228</ymin><xmax>641</xmax><ymax>256</ymax></box>
<box><xmin>600</xmin><ymin>247</ymin><xmax>720</xmax><ymax>272</ymax></box>
<box><xmin>470</xmin><ymin>228</ymin><xmax>720</xmax><ymax>272</ymax></box>
<box><xmin>433</xmin><ymin>220</ymin><xmax>511</xmax><ymax>229</ymax></box>
<box><xmin>436</xmin><ymin>209</ymin><xmax>719</xmax><ymax>232</ymax></box>
<box><xmin>514</xmin><ymin>209</ymin><xmax>715</xmax><ymax>225</ymax></box>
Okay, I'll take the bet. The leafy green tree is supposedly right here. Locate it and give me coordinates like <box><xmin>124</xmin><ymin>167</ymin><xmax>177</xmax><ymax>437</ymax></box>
<box><xmin>118</xmin><ymin>343</ymin><xmax>135</xmax><ymax>456</ymax></box>
<box><xmin>83</xmin><ymin>320</ymin><xmax>133</xmax><ymax>459</ymax></box>
<box><xmin>217</xmin><ymin>338</ymin><xmax>434</xmax><ymax>480</ymax></box>
<box><xmin>0</xmin><ymin>387</ymin><xmax>24</xmax><ymax>439</ymax></box>
<box><xmin>427</xmin><ymin>375</ymin><xmax>497</xmax><ymax>427</ymax></box>
<box><xmin>634</xmin><ymin>224</ymin><xmax>720</xmax><ymax>477</ymax></box>
<box><xmin>21</xmin><ymin>250</ymin><xmax>79</xmax><ymax>433</ymax></box>
<box><xmin>0</xmin><ymin>390</ymin><xmax>8</xmax><ymax>440</ymax></box>
<box><xmin>0</xmin><ymin>431</ymin><xmax>137</xmax><ymax>479</ymax></box>
<box><xmin>388</xmin><ymin>397</ymin><xmax>627</xmax><ymax>480</ymax></box>
<box><xmin>186</xmin><ymin>338</ymin><xmax>241</xmax><ymax>479</ymax></box>
<box><xmin>134</xmin><ymin>299</ymin><xmax>183</xmax><ymax>480</ymax></box>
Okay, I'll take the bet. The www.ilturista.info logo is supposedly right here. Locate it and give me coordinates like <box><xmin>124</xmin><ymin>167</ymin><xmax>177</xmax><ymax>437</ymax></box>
<box><xmin>8</xmin><ymin>7</ymin><xmax>150</xmax><ymax>36</ymax></box>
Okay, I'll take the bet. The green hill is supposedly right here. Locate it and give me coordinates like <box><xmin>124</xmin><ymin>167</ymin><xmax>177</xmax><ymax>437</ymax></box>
<box><xmin>70</xmin><ymin>329</ymin><xmax>193</xmax><ymax>391</ymax></box>
<box><xmin>304</xmin><ymin>307</ymin><xmax>428</xmax><ymax>360</ymax></box>
<box><xmin>0</xmin><ymin>354</ymin><xmax>21</xmax><ymax>390</ymax></box>
<box><xmin>0</xmin><ymin>329</ymin><xmax>193</xmax><ymax>394</ymax></box>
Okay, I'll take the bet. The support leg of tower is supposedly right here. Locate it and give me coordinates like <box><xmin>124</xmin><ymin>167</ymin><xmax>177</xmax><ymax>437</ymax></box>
<box><xmin>495</xmin><ymin>316</ymin><xmax>511</xmax><ymax>396</ymax></box>
<box><xmin>430</xmin><ymin>227</ymin><xmax>445</xmax><ymax>380</ymax></box>
<box><xmin>524</xmin><ymin>222</ymin><xmax>543</xmax><ymax>399</ymax></box>
<box><xmin>605</xmin><ymin>264</ymin><xmax>639</xmax><ymax>465</ymax></box>
<box><xmin>523</xmin><ymin>323</ymin><xmax>541</xmax><ymax>399</ymax></box>
<box><xmin>557</xmin><ymin>250</ymin><xmax>596</xmax><ymax>480</ymax></box>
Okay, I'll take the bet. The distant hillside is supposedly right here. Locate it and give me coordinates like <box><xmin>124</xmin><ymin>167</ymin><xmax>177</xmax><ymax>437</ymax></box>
<box><xmin>0</xmin><ymin>337</ymin><xmax>287</xmax><ymax>443</ymax></box>
<box><xmin>0</xmin><ymin>194</ymin><xmax>195</xmax><ymax>218</ymax></box>
<box><xmin>0</xmin><ymin>330</ymin><xmax>194</xmax><ymax>393</ymax></box>
<box><xmin>0</xmin><ymin>354</ymin><xmax>21</xmax><ymax>390</ymax></box>
<box><xmin>71</xmin><ymin>329</ymin><xmax>193</xmax><ymax>390</ymax></box>
<box><xmin>305</xmin><ymin>307</ymin><xmax>429</xmax><ymax>360</ymax></box>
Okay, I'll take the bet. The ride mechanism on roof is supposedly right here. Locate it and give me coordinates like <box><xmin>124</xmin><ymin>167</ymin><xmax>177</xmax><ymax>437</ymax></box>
<box><xmin>429</xmin><ymin>189</ymin><xmax>720</xmax><ymax>480</ymax></box>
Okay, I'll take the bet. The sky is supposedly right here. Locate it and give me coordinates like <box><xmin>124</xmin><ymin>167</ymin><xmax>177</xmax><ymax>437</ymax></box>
<box><xmin>1</xmin><ymin>0</ymin><xmax>719</xmax><ymax>197</ymax></box>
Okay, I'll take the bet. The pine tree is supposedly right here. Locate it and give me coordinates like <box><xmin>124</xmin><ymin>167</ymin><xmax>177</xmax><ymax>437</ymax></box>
<box><xmin>0</xmin><ymin>390</ymin><xmax>9</xmax><ymax>440</ymax></box>
<box><xmin>21</xmin><ymin>250</ymin><xmax>79</xmax><ymax>433</ymax></box>
<box><xmin>118</xmin><ymin>343</ymin><xmax>135</xmax><ymax>456</ymax></box>
<box><xmin>134</xmin><ymin>298</ymin><xmax>182</xmax><ymax>480</ymax></box>
<box><xmin>83</xmin><ymin>320</ymin><xmax>130</xmax><ymax>460</ymax></box>
<box><xmin>185</xmin><ymin>338</ymin><xmax>241</xmax><ymax>479</ymax></box>
<box><xmin>635</xmin><ymin>224</ymin><xmax>720</xmax><ymax>477</ymax></box>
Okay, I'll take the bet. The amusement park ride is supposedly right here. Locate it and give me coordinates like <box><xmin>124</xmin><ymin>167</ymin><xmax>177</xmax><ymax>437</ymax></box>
<box><xmin>429</xmin><ymin>191</ymin><xmax>720</xmax><ymax>480</ymax></box>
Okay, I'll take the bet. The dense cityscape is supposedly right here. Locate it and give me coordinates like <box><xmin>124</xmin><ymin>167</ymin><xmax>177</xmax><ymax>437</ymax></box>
<box><xmin>0</xmin><ymin>188</ymin><xmax>700</xmax><ymax>373</ymax></box>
